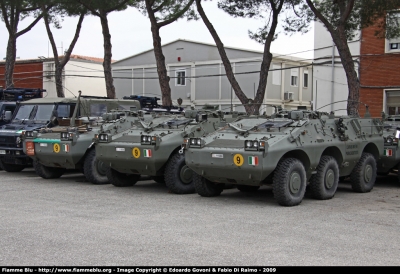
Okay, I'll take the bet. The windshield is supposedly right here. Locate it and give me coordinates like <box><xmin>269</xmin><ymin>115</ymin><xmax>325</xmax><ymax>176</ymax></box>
<box><xmin>12</xmin><ymin>104</ymin><xmax>55</xmax><ymax>122</ymax></box>
<box><xmin>13</xmin><ymin>105</ymin><xmax>35</xmax><ymax>121</ymax></box>
<box><xmin>34</xmin><ymin>105</ymin><xmax>55</xmax><ymax>121</ymax></box>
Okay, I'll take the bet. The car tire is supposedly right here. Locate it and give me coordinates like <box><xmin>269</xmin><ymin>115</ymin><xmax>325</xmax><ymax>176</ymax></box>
<box><xmin>272</xmin><ymin>158</ymin><xmax>306</xmax><ymax>206</ymax></box>
<box><xmin>106</xmin><ymin>168</ymin><xmax>139</xmax><ymax>187</ymax></box>
<box><xmin>309</xmin><ymin>156</ymin><xmax>339</xmax><ymax>200</ymax></box>
<box><xmin>350</xmin><ymin>152</ymin><xmax>376</xmax><ymax>193</ymax></box>
<box><xmin>33</xmin><ymin>161</ymin><xmax>65</xmax><ymax>179</ymax></box>
<box><xmin>83</xmin><ymin>149</ymin><xmax>109</xmax><ymax>184</ymax></box>
<box><xmin>193</xmin><ymin>172</ymin><xmax>224</xmax><ymax>197</ymax></box>
<box><xmin>165</xmin><ymin>152</ymin><xmax>194</xmax><ymax>194</ymax></box>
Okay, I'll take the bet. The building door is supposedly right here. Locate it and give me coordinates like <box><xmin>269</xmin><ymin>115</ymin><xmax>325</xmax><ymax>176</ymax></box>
<box><xmin>386</xmin><ymin>90</ymin><xmax>400</xmax><ymax>115</ymax></box>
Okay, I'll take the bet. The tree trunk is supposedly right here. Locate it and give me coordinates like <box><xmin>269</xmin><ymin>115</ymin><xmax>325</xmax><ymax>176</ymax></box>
<box><xmin>330</xmin><ymin>27</ymin><xmax>360</xmax><ymax>116</ymax></box>
<box><xmin>54</xmin><ymin>64</ymin><xmax>64</xmax><ymax>97</ymax></box>
<box><xmin>99</xmin><ymin>11</ymin><xmax>116</xmax><ymax>99</ymax></box>
<box><xmin>146</xmin><ymin>1</ymin><xmax>172</xmax><ymax>106</ymax></box>
<box><xmin>5</xmin><ymin>33</ymin><xmax>17</xmax><ymax>88</ymax></box>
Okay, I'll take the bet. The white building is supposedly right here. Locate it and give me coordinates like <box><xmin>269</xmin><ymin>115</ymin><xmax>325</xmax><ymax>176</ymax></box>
<box><xmin>112</xmin><ymin>39</ymin><xmax>313</xmax><ymax>114</ymax></box>
<box><xmin>313</xmin><ymin>21</ymin><xmax>360</xmax><ymax>115</ymax></box>
<box><xmin>42</xmin><ymin>55</ymin><xmax>107</xmax><ymax>98</ymax></box>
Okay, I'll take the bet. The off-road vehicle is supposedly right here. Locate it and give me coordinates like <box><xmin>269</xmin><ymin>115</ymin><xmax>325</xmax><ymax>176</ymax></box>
<box><xmin>182</xmin><ymin>108</ymin><xmax>384</xmax><ymax>206</ymax></box>
<box><xmin>94</xmin><ymin>108</ymin><xmax>243</xmax><ymax>194</ymax></box>
<box><xmin>22</xmin><ymin>91</ymin><xmax>141</xmax><ymax>183</ymax></box>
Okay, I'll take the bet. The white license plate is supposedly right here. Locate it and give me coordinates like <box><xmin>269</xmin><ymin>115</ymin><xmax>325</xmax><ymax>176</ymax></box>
<box><xmin>116</xmin><ymin>148</ymin><xmax>125</xmax><ymax>152</ymax></box>
<box><xmin>39</xmin><ymin>143</ymin><xmax>48</xmax><ymax>147</ymax></box>
<box><xmin>0</xmin><ymin>150</ymin><xmax>5</xmax><ymax>154</ymax></box>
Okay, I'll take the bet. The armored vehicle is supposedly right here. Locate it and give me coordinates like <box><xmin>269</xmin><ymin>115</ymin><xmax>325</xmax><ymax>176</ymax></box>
<box><xmin>182</xmin><ymin>109</ymin><xmax>384</xmax><ymax>206</ymax></box>
<box><xmin>94</xmin><ymin>109</ymin><xmax>242</xmax><ymax>194</ymax></box>
<box><xmin>21</xmin><ymin>91</ymin><xmax>141</xmax><ymax>183</ymax></box>
<box><xmin>376</xmin><ymin>115</ymin><xmax>400</xmax><ymax>181</ymax></box>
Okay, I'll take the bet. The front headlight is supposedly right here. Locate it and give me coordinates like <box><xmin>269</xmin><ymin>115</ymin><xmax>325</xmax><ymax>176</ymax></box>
<box><xmin>25</xmin><ymin>131</ymin><xmax>34</xmax><ymax>138</ymax></box>
<box><xmin>244</xmin><ymin>140</ymin><xmax>265</xmax><ymax>151</ymax></box>
<box><xmin>141</xmin><ymin>135</ymin><xmax>156</xmax><ymax>145</ymax></box>
<box><xmin>60</xmin><ymin>132</ymin><xmax>75</xmax><ymax>141</ymax></box>
<box><xmin>98</xmin><ymin>133</ymin><xmax>111</xmax><ymax>143</ymax></box>
<box><xmin>188</xmin><ymin>138</ymin><xmax>204</xmax><ymax>148</ymax></box>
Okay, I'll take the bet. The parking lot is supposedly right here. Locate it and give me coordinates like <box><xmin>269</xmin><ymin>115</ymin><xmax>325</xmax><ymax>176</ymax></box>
<box><xmin>1</xmin><ymin>168</ymin><xmax>400</xmax><ymax>266</ymax></box>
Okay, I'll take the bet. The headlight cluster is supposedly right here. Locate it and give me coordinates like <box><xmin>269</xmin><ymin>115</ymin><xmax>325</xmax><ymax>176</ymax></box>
<box><xmin>60</xmin><ymin>132</ymin><xmax>75</xmax><ymax>141</ymax></box>
<box><xmin>244</xmin><ymin>140</ymin><xmax>265</xmax><ymax>151</ymax></box>
<box><xmin>97</xmin><ymin>133</ymin><xmax>111</xmax><ymax>143</ymax></box>
<box><xmin>24</xmin><ymin>131</ymin><xmax>37</xmax><ymax>138</ymax></box>
<box><xmin>187</xmin><ymin>138</ymin><xmax>203</xmax><ymax>148</ymax></box>
<box><xmin>384</xmin><ymin>136</ymin><xmax>398</xmax><ymax>146</ymax></box>
<box><xmin>141</xmin><ymin>135</ymin><xmax>156</xmax><ymax>145</ymax></box>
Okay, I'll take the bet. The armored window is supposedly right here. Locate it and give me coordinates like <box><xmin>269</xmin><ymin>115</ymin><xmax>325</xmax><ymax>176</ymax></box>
<box><xmin>176</xmin><ymin>70</ymin><xmax>186</xmax><ymax>86</ymax></box>
<box><xmin>13</xmin><ymin>105</ymin><xmax>35</xmax><ymax>121</ymax></box>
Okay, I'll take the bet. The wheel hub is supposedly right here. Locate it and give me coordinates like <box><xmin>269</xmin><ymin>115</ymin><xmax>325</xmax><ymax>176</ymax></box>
<box><xmin>96</xmin><ymin>160</ymin><xmax>108</xmax><ymax>176</ymax></box>
<box><xmin>325</xmin><ymin>169</ymin><xmax>335</xmax><ymax>189</ymax></box>
<box><xmin>180</xmin><ymin>165</ymin><xmax>193</xmax><ymax>184</ymax></box>
<box><xmin>364</xmin><ymin>164</ymin><xmax>372</xmax><ymax>182</ymax></box>
<box><xmin>289</xmin><ymin>172</ymin><xmax>301</xmax><ymax>194</ymax></box>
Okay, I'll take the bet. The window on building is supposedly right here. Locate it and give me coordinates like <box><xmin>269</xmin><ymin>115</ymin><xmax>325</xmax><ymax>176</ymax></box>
<box><xmin>303</xmin><ymin>71</ymin><xmax>309</xmax><ymax>88</ymax></box>
<box><xmin>386</xmin><ymin>90</ymin><xmax>400</xmax><ymax>115</ymax></box>
<box><xmin>272</xmin><ymin>64</ymin><xmax>281</xmax><ymax>85</ymax></box>
<box><xmin>291</xmin><ymin>68</ymin><xmax>298</xmax><ymax>87</ymax></box>
<box><xmin>386</xmin><ymin>11</ymin><xmax>400</xmax><ymax>53</ymax></box>
<box><xmin>176</xmin><ymin>70</ymin><xmax>186</xmax><ymax>86</ymax></box>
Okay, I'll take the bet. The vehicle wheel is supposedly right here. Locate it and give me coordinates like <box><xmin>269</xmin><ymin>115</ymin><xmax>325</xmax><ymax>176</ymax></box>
<box><xmin>106</xmin><ymin>168</ymin><xmax>140</xmax><ymax>187</ymax></box>
<box><xmin>193</xmin><ymin>172</ymin><xmax>224</xmax><ymax>197</ymax></box>
<box><xmin>272</xmin><ymin>158</ymin><xmax>306</xmax><ymax>206</ymax></box>
<box><xmin>237</xmin><ymin>185</ymin><xmax>260</xmax><ymax>192</ymax></box>
<box><xmin>308</xmin><ymin>156</ymin><xmax>339</xmax><ymax>200</ymax></box>
<box><xmin>83</xmin><ymin>149</ymin><xmax>109</xmax><ymax>185</ymax></box>
<box><xmin>33</xmin><ymin>161</ymin><xmax>65</xmax><ymax>179</ymax></box>
<box><xmin>397</xmin><ymin>164</ymin><xmax>400</xmax><ymax>183</ymax></box>
<box><xmin>151</xmin><ymin>176</ymin><xmax>165</xmax><ymax>184</ymax></box>
<box><xmin>0</xmin><ymin>160</ymin><xmax>25</xmax><ymax>172</ymax></box>
<box><xmin>164</xmin><ymin>152</ymin><xmax>195</xmax><ymax>194</ymax></box>
<box><xmin>350</xmin><ymin>152</ymin><xmax>376</xmax><ymax>193</ymax></box>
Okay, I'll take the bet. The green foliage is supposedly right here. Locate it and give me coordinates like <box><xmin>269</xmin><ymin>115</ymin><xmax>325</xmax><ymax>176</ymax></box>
<box><xmin>218</xmin><ymin>0</ymin><xmax>299</xmax><ymax>44</ymax></box>
<box><xmin>134</xmin><ymin>0</ymin><xmax>198</xmax><ymax>23</ymax></box>
<box><xmin>283</xmin><ymin>0</ymin><xmax>400</xmax><ymax>41</ymax></box>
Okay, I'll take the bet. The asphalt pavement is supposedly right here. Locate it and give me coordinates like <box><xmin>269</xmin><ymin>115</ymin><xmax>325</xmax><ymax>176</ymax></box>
<box><xmin>0</xmin><ymin>168</ymin><xmax>400</xmax><ymax>266</ymax></box>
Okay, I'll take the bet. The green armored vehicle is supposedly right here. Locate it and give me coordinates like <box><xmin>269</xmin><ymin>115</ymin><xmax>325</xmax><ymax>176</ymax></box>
<box><xmin>182</xmin><ymin>108</ymin><xmax>384</xmax><ymax>206</ymax></box>
<box><xmin>376</xmin><ymin>115</ymin><xmax>400</xmax><ymax>181</ymax></box>
<box><xmin>22</xmin><ymin>92</ymin><xmax>141</xmax><ymax>183</ymax></box>
<box><xmin>94</xmin><ymin>108</ymin><xmax>242</xmax><ymax>193</ymax></box>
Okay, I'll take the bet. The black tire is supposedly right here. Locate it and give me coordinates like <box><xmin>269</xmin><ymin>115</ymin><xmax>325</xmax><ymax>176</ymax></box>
<box><xmin>164</xmin><ymin>152</ymin><xmax>195</xmax><ymax>194</ymax></box>
<box><xmin>0</xmin><ymin>160</ymin><xmax>25</xmax><ymax>173</ymax></box>
<box><xmin>106</xmin><ymin>168</ymin><xmax>139</xmax><ymax>187</ymax></box>
<box><xmin>83</xmin><ymin>149</ymin><xmax>109</xmax><ymax>185</ymax></box>
<box><xmin>151</xmin><ymin>176</ymin><xmax>165</xmax><ymax>184</ymax></box>
<box><xmin>272</xmin><ymin>158</ymin><xmax>306</xmax><ymax>207</ymax></box>
<box><xmin>237</xmin><ymin>185</ymin><xmax>260</xmax><ymax>192</ymax></box>
<box><xmin>33</xmin><ymin>161</ymin><xmax>65</xmax><ymax>179</ymax></box>
<box><xmin>350</xmin><ymin>152</ymin><xmax>376</xmax><ymax>193</ymax></box>
<box><xmin>308</xmin><ymin>156</ymin><xmax>339</xmax><ymax>200</ymax></box>
<box><xmin>193</xmin><ymin>172</ymin><xmax>224</xmax><ymax>197</ymax></box>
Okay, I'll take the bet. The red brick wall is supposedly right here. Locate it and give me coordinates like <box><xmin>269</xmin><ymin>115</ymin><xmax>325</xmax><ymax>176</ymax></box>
<box><xmin>0</xmin><ymin>62</ymin><xmax>43</xmax><ymax>89</ymax></box>
<box><xmin>360</xmin><ymin>18</ymin><xmax>400</xmax><ymax>117</ymax></box>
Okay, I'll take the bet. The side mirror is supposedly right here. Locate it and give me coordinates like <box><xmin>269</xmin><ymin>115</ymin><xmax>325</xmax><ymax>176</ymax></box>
<box><xmin>4</xmin><ymin>111</ymin><xmax>12</xmax><ymax>122</ymax></box>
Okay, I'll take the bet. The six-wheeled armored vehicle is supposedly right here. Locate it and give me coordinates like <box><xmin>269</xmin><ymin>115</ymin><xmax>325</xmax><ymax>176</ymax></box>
<box><xmin>94</xmin><ymin>108</ymin><xmax>242</xmax><ymax>194</ymax></box>
<box><xmin>182</xmin><ymin>109</ymin><xmax>384</xmax><ymax>206</ymax></box>
<box><xmin>21</xmin><ymin>91</ymin><xmax>141</xmax><ymax>183</ymax></box>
